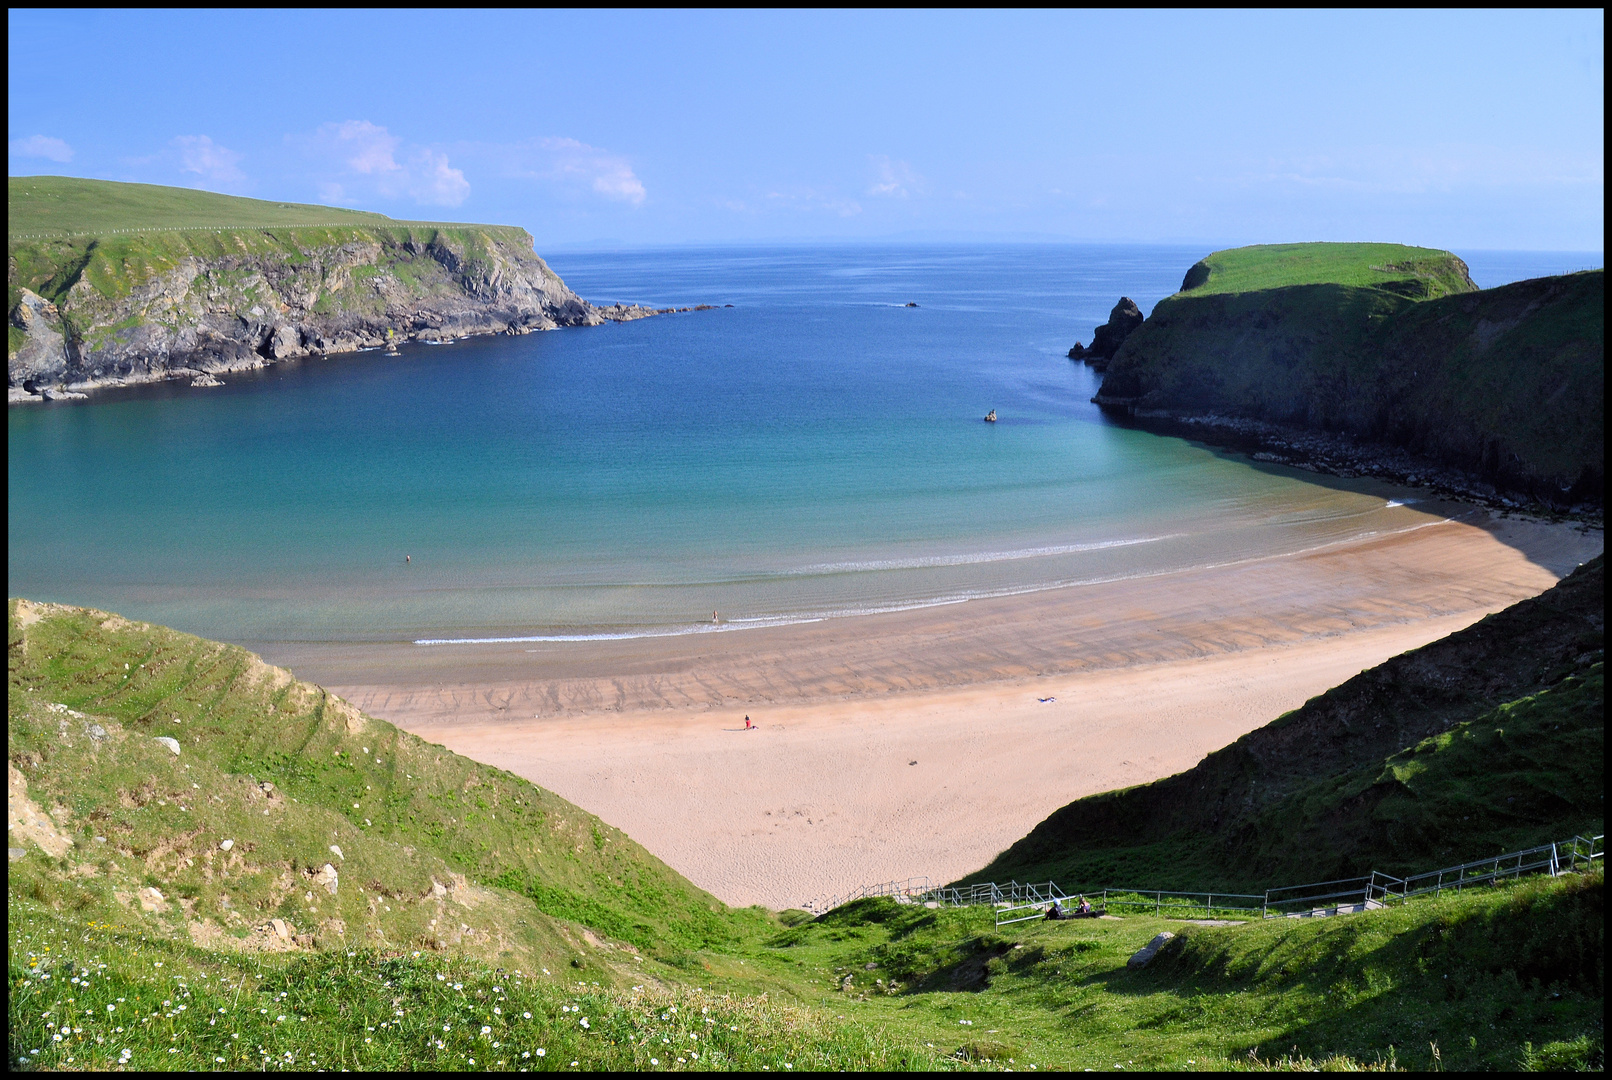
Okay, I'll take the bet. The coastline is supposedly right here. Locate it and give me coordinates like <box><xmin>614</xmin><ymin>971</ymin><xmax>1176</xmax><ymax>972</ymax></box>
<box><xmin>299</xmin><ymin>510</ymin><xmax>1602</xmax><ymax>909</ymax></box>
<box><xmin>1093</xmin><ymin>405</ymin><xmax>1605</xmax><ymax>521</ymax></box>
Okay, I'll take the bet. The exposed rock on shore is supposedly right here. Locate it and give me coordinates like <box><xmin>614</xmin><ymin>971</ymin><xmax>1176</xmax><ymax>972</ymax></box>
<box><xmin>9</xmin><ymin>226</ymin><xmax>714</xmax><ymax>403</ymax></box>
<box><xmin>1067</xmin><ymin>296</ymin><xmax>1144</xmax><ymax>371</ymax></box>
<box><xmin>1092</xmin><ymin>266</ymin><xmax>1604</xmax><ymax>509</ymax></box>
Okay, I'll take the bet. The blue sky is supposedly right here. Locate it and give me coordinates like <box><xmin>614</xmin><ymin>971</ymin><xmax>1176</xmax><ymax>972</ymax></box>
<box><xmin>8</xmin><ymin>9</ymin><xmax>1604</xmax><ymax>251</ymax></box>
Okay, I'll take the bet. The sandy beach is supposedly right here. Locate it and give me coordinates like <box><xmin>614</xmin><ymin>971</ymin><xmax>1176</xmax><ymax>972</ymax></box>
<box><xmin>296</xmin><ymin>510</ymin><xmax>1601</xmax><ymax>910</ymax></box>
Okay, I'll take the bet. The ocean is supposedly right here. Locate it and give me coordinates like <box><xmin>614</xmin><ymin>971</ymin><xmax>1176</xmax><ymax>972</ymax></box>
<box><xmin>6</xmin><ymin>244</ymin><xmax>1593</xmax><ymax>648</ymax></box>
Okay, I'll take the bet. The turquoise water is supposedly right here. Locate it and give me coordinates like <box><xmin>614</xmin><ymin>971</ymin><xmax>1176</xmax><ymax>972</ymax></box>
<box><xmin>6</xmin><ymin>244</ymin><xmax>1584</xmax><ymax>646</ymax></box>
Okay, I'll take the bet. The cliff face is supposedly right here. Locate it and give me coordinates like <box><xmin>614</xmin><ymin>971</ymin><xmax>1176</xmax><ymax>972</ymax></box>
<box><xmin>8</xmin><ymin>224</ymin><xmax>643</xmax><ymax>400</ymax></box>
<box><xmin>1066</xmin><ymin>296</ymin><xmax>1143</xmax><ymax>370</ymax></box>
<box><xmin>1095</xmin><ymin>269</ymin><xmax>1604</xmax><ymax>504</ymax></box>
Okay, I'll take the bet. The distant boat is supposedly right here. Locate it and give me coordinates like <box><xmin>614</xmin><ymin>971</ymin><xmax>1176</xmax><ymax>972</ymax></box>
<box><xmin>984</xmin><ymin>409</ymin><xmax>997</xmax><ymax>422</ymax></box>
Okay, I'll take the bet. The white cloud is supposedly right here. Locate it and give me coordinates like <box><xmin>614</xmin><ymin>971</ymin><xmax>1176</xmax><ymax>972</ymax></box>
<box><xmin>474</xmin><ymin>137</ymin><xmax>646</xmax><ymax>205</ymax></box>
<box><xmin>868</xmin><ymin>155</ymin><xmax>923</xmax><ymax>198</ymax></box>
<box><xmin>298</xmin><ymin>121</ymin><xmax>470</xmax><ymax>207</ymax></box>
<box><xmin>9</xmin><ymin>134</ymin><xmax>74</xmax><ymax>162</ymax></box>
<box><xmin>172</xmin><ymin>135</ymin><xmax>245</xmax><ymax>182</ymax></box>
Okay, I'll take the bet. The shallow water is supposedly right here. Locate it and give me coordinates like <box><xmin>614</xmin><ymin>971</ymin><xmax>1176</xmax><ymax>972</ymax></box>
<box><xmin>7</xmin><ymin>244</ymin><xmax>1588</xmax><ymax>646</ymax></box>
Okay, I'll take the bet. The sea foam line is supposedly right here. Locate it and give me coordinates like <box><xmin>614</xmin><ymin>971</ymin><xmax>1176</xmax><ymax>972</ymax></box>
<box><xmin>790</xmin><ymin>534</ymin><xmax>1176</xmax><ymax>575</ymax></box>
<box><xmin>412</xmin><ymin>515</ymin><xmax>1461</xmax><ymax>647</ymax></box>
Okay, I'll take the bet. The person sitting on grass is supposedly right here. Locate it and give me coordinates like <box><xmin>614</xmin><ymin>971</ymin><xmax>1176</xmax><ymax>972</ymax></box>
<box><xmin>1078</xmin><ymin>896</ymin><xmax>1092</xmax><ymax>915</ymax></box>
<box><xmin>1046</xmin><ymin>901</ymin><xmax>1064</xmax><ymax>920</ymax></box>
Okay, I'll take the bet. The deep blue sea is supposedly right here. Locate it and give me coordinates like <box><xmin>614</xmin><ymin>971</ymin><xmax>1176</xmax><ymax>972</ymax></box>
<box><xmin>7</xmin><ymin>244</ymin><xmax>1596</xmax><ymax>646</ymax></box>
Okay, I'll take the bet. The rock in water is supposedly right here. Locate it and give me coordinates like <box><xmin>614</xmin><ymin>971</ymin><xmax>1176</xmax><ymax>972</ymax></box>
<box><xmin>1127</xmin><ymin>931</ymin><xmax>1175</xmax><ymax>969</ymax></box>
<box><xmin>1068</xmin><ymin>297</ymin><xmax>1145</xmax><ymax>371</ymax></box>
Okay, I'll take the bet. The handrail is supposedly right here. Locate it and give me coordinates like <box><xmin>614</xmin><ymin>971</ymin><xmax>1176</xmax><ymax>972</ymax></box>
<box><xmin>805</xmin><ymin>834</ymin><xmax>1602</xmax><ymax>922</ymax></box>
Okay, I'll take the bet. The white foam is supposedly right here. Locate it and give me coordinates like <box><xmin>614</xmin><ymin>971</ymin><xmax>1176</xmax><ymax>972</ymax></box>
<box><xmin>791</xmin><ymin>534</ymin><xmax>1176</xmax><ymax>575</ymax></box>
<box><xmin>410</xmin><ymin>515</ymin><xmax>1466</xmax><ymax>647</ymax></box>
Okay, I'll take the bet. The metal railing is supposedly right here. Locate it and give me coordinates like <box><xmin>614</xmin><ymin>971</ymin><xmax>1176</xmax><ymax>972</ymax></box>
<box><xmin>800</xmin><ymin>876</ymin><xmax>932</xmax><ymax>915</ymax></box>
<box><xmin>806</xmin><ymin>833</ymin><xmax>1602</xmax><ymax>925</ymax></box>
<box><xmin>1260</xmin><ymin>835</ymin><xmax>1602</xmax><ymax>918</ymax></box>
<box><xmin>1392</xmin><ymin>834</ymin><xmax>1603</xmax><ymax>901</ymax></box>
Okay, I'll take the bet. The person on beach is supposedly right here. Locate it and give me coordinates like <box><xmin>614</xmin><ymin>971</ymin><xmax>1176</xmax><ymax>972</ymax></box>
<box><xmin>744</xmin><ymin>716</ymin><xmax>753</xmax><ymax>730</ymax></box>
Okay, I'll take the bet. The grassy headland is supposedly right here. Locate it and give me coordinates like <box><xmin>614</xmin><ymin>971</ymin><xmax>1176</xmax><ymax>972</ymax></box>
<box><xmin>1177</xmin><ymin>243</ymin><xmax>1476</xmax><ymax>300</ymax></box>
<box><xmin>1095</xmin><ymin>243</ymin><xmax>1604</xmax><ymax>505</ymax></box>
<box><xmin>7</xmin><ymin>177</ymin><xmax>597</xmax><ymax>398</ymax></box>
<box><xmin>8</xmin><ymin>176</ymin><xmax>401</xmax><ymax>238</ymax></box>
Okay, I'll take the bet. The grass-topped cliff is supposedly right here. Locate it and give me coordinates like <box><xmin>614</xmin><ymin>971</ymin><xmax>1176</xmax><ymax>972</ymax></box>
<box><xmin>1095</xmin><ymin>243</ymin><xmax>1604</xmax><ymax>506</ymax></box>
<box><xmin>9</xmin><ymin>176</ymin><xmax>401</xmax><ymax>237</ymax></box>
<box><xmin>9</xmin><ymin>592</ymin><xmax>1604</xmax><ymax>1070</ymax></box>
<box><xmin>1176</xmin><ymin>242</ymin><xmax>1477</xmax><ymax>299</ymax></box>
<box><xmin>7</xmin><ymin>177</ymin><xmax>610</xmax><ymax>401</ymax></box>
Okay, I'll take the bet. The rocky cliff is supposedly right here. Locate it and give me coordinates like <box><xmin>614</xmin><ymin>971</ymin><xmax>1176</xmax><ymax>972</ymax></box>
<box><xmin>8</xmin><ymin>222</ymin><xmax>661</xmax><ymax>401</ymax></box>
<box><xmin>1066</xmin><ymin>296</ymin><xmax>1143</xmax><ymax>370</ymax></box>
<box><xmin>1092</xmin><ymin>251</ymin><xmax>1603</xmax><ymax>507</ymax></box>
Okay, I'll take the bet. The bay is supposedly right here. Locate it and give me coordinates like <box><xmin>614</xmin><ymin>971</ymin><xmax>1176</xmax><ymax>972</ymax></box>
<box><xmin>7</xmin><ymin>243</ymin><xmax>1587</xmax><ymax>646</ymax></box>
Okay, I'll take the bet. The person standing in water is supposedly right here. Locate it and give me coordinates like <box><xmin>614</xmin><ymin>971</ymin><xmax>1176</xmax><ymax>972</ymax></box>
<box><xmin>405</xmin><ymin>555</ymin><xmax>411</xmax><ymax>564</ymax></box>
<box><xmin>713</xmin><ymin>610</ymin><xmax>719</xmax><ymax>624</ymax></box>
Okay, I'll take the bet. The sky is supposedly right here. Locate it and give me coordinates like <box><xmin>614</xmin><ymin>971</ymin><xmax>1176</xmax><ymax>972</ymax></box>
<box><xmin>7</xmin><ymin>9</ymin><xmax>1604</xmax><ymax>251</ymax></box>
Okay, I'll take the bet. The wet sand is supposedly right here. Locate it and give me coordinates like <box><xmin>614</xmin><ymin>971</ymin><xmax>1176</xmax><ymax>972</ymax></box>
<box><xmin>285</xmin><ymin>511</ymin><xmax>1599</xmax><ymax>910</ymax></box>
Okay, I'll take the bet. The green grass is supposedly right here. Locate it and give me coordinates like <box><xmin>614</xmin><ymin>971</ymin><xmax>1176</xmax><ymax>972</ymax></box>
<box><xmin>9</xmin><ymin>596</ymin><xmax>1604</xmax><ymax>1070</ymax></box>
<box><xmin>7</xmin><ymin>599</ymin><xmax>763</xmax><ymax>965</ymax></box>
<box><xmin>1177</xmin><ymin>243</ymin><xmax>1476</xmax><ymax>300</ymax></box>
<box><xmin>14</xmin><ymin>857</ymin><xmax>1600</xmax><ymax>1072</ymax></box>
<box><xmin>6</xmin><ymin>904</ymin><xmax>943</xmax><ymax>1072</ymax></box>
<box><xmin>7</xmin><ymin>178</ymin><xmax>552</xmax><ymax>328</ymax></box>
<box><xmin>10</xmin><ymin>176</ymin><xmax>393</xmax><ymax>237</ymax></box>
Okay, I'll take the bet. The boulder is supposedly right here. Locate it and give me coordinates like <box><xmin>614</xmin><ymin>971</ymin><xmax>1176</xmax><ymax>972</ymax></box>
<box><xmin>219</xmin><ymin>839</ymin><xmax>234</xmax><ymax>851</ymax></box>
<box><xmin>153</xmin><ymin>736</ymin><xmax>182</xmax><ymax>755</ymax></box>
<box><xmin>314</xmin><ymin>863</ymin><xmax>339</xmax><ymax>895</ymax></box>
<box><xmin>1126</xmin><ymin>931</ymin><xmax>1175</xmax><ymax>969</ymax></box>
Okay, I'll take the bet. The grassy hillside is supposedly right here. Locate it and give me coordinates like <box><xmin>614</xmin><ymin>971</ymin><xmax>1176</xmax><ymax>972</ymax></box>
<box><xmin>7</xmin><ymin>598</ymin><xmax>757</xmax><ymax>963</ymax></box>
<box><xmin>9</xmin><ymin>595</ymin><xmax>1603</xmax><ymax>1070</ymax></box>
<box><xmin>1178</xmin><ymin>242</ymin><xmax>1477</xmax><ymax>300</ymax></box>
<box><xmin>1098</xmin><ymin>243</ymin><xmax>1604</xmax><ymax>504</ymax></box>
<box><xmin>9</xmin><ymin>176</ymin><xmax>401</xmax><ymax>237</ymax></box>
<box><xmin>16</xmin><ymin>865</ymin><xmax>1598</xmax><ymax>1071</ymax></box>
<box><xmin>964</xmin><ymin>556</ymin><xmax>1604</xmax><ymax>893</ymax></box>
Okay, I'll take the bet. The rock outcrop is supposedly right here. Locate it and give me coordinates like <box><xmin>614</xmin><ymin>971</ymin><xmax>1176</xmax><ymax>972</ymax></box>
<box><xmin>8</xmin><ymin>224</ymin><xmax>675</xmax><ymax>402</ymax></box>
<box><xmin>1094</xmin><ymin>268</ymin><xmax>1604</xmax><ymax>506</ymax></box>
<box><xmin>1067</xmin><ymin>296</ymin><xmax>1144</xmax><ymax>371</ymax></box>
